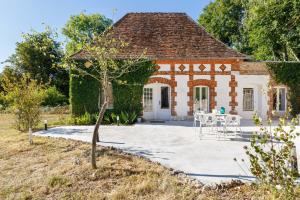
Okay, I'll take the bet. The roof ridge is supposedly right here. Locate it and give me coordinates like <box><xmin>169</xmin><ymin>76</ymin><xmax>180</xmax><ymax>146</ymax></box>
<box><xmin>126</xmin><ymin>12</ymin><xmax>187</xmax><ymax>14</ymax></box>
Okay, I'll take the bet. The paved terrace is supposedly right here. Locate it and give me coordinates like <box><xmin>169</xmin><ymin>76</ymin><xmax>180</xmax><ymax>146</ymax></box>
<box><xmin>34</xmin><ymin>120</ymin><xmax>300</xmax><ymax>185</ymax></box>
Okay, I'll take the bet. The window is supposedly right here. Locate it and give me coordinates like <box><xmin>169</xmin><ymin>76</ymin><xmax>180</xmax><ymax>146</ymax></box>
<box><xmin>193</xmin><ymin>86</ymin><xmax>209</xmax><ymax>112</ymax></box>
<box><xmin>143</xmin><ymin>88</ymin><xmax>153</xmax><ymax>112</ymax></box>
<box><xmin>243</xmin><ymin>88</ymin><xmax>254</xmax><ymax>111</ymax></box>
<box><xmin>160</xmin><ymin>87</ymin><xmax>169</xmax><ymax>109</ymax></box>
<box><xmin>272</xmin><ymin>87</ymin><xmax>287</xmax><ymax>112</ymax></box>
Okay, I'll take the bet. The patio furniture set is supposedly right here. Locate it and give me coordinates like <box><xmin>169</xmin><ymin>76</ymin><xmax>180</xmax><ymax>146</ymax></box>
<box><xmin>193</xmin><ymin>109</ymin><xmax>242</xmax><ymax>140</ymax></box>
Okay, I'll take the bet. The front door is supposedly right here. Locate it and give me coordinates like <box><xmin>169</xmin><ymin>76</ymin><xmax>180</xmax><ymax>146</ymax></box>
<box><xmin>143</xmin><ymin>84</ymin><xmax>171</xmax><ymax>120</ymax></box>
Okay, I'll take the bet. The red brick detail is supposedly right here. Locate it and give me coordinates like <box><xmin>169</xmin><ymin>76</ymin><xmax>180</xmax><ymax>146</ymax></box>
<box><xmin>147</xmin><ymin>77</ymin><xmax>176</xmax><ymax>87</ymax></box>
<box><xmin>146</xmin><ymin>76</ymin><xmax>177</xmax><ymax>116</ymax></box>
<box><xmin>229</xmin><ymin>75</ymin><xmax>238</xmax><ymax>114</ymax></box>
<box><xmin>219</xmin><ymin>64</ymin><xmax>226</xmax><ymax>72</ymax></box>
<box><xmin>170</xmin><ymin>63</ymin><xmax>177</xmax><ymax>116</ymax></box>
<box><xmin>155</xmin><ymin>65</ymin><xmax>160</xmax><ymax>71</ymax></box>
<box><xmin>199</xmin><ymin>64</ymin><xmax>206</xmax><ymax>72</ymax></box>
<box><xmin>178</xmin><ymin>64</ymin><xmax>185</xmax><ymax>71</ymax></box>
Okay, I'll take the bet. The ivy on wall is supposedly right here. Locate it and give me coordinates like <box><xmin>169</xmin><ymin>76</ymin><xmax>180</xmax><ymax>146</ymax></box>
<box><xmin>267</xmin><ymin>62</ymin><xmax>300</xmax><ymax>116</ymax></box>
<box><xmin>70</xmin><ymin>60</ymin><xmax>155</xmax><ymax>116</ymax></box>
<box><xmin>70</xmin><ymin>66</ymin><xmax>100</xmax><ymax>116</ymax></box>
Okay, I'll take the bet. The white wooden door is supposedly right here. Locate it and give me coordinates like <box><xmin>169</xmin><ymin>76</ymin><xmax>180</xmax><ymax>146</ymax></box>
<box><xmin>143</xmin><ymin>84</ymin><xmax>171</xmax><ymax>120</ymax></box>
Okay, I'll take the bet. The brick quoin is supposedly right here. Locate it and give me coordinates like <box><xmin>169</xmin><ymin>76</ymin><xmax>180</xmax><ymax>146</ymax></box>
<box><xmin>229</xmin><ymin>75</ymin><xmax>238</xmax><ymax>114</ymax></box>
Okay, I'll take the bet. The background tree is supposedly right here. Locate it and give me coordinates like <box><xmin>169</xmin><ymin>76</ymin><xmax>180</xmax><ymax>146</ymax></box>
<box><xmin>68</xmin><ymin>31</ymin><xmax>152</xmax><ymax>169</ymax></box>
<box><xmin>245</xmin><ymin>0</ymin><xmax>300</xmax><ymax>61</ymax></box>
<box><xmin>62</xmin><ymin>13</ymin><xmax>113</xmax><ymax>55</ymax></box>
<box><xmin>4</xmin><ymin>28</ymin><xmax>69</xmax><ymax>98</ymax></box>
<box><xmin>198</xmin><ymin>0</ymin><xmax>251</xmax><ymax>54</ymax></box>
<box><xmin>1</xmin><ymin>73</ymin><xmax>44</xmax><ymax>143</ymax></box>
<box><xmin>199</xmin><ymin>0</ymin><xmax>300</xmax><ymax>61</ymax></box>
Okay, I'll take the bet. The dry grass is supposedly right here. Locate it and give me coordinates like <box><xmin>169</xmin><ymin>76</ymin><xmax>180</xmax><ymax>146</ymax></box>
<box><xmin>0</xmin><ymin>114</ymin><xmax>298</xmax><ymax>200</ymax></box>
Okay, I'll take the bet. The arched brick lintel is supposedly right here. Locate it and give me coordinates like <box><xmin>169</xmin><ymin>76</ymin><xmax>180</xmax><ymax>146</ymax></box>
<box><xmin>188</xmin><ymin>79</ymin><xmax>216</xmax><ymax>88</ymax></box>
<box><xmin>145</xmin><ymin>77</ymin><xmax>177</xmax><ymax>117</ymax></box>
<box><xmin>146</xmin><ymin>77</ymin><xmax>177</xmax><ymax>87</ymax></box>
<box><xmin>187</xmin><ymin>79</ymin><xmax>217</xmax><ymax>115</ymax></box>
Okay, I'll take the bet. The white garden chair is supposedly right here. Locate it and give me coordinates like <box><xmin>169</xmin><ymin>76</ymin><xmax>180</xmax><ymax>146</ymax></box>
<box><xmin>222</xmin><ymin>115</ymin><xmax>242</xmax><ymax>138</ymax></box>
<box><xmin>203</xmin><ymin>114</ymin><xmax>217</xmax><ymax>137</ymax></box>
<box><xmin>194</xmin><ymin>111</ymin><xmax>205</xmax><ymax>138</ymax></box>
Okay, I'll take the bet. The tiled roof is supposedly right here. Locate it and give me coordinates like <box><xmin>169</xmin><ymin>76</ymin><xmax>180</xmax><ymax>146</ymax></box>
<box><xmin>73</xmin><ymin>12</ymin><xmax>247</xmax><ymax>60</ymax></box>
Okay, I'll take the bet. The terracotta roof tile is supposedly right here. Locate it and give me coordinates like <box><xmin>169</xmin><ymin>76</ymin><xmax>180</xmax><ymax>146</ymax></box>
<box><xmin>73</xmin><ymin>12</ymin><xmax>247</xmax><ymax>60</ymax></box>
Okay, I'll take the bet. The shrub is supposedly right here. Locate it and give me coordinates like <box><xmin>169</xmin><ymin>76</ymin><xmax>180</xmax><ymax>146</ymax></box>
<box><xmin>2</xmin><ymin>74</ymin><xmax>44</xmax><ymax>132</ymax></box>
<box><xmin>103</xmin><ymin>111</ymin><xmax>137</xmax><ymax>125</ymax></box>
<box><xmin>245</xmin><ymin>111</ymin><xmax>299</xmax><ymax>197</ymax></box>
<box><xmin>72</xmin><ymin>112</ymin><xmax>98</xmax><ymax>125</ymax></box>
<box><xmin>42</xmin><ymin>86</ymin><xmax>67</xmax><ymax>106</ymax></box>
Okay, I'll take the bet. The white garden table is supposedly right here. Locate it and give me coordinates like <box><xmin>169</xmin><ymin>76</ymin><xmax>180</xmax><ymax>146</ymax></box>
<box><xmin>194</xmin><ymin>112</ymin><xmax>242</xmax><ymax>139</ymax></box>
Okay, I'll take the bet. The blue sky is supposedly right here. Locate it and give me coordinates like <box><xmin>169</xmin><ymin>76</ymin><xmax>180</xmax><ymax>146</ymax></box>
<box><xmin>0</xmin><ymin>0</ymin><xmax>211</xmax><ymax>72</ymax></box>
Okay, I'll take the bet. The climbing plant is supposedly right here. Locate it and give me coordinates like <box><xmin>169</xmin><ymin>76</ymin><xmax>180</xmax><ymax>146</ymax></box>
<box><xmin>266</xmin><ymin>62</ymin><xmax>300</xmax><ymax>116</ymax></box>
<box><xmin>69</xmin><ymin>60</ymin><xmax>155</xmax><ymax>116</ymax></box>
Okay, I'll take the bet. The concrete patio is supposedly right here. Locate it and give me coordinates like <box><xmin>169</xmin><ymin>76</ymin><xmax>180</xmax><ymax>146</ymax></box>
<box><xmin>34</xmin><ymin>120</ymin><xmax>300</xmax><ymax>185</ymax></box>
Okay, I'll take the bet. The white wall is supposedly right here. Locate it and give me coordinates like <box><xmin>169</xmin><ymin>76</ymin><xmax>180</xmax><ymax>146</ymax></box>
<box><xmin>144</xmin><ymin>70</ymin><xmax>270</xmax><ymax>120</ymax></box>
<box><xmin>215</xmin><ymin>75</ymin><xmax>231</xmax><ymax>113</ymax></box>
<box><xmin>235</xmin><ymin>75</ymin><xmax>270</xmax><ymax>119</ymax></box>
<box><xmin>174</xmin><ymin>75</ymin><xmax>189</xmax><ymax>119</ymax></box>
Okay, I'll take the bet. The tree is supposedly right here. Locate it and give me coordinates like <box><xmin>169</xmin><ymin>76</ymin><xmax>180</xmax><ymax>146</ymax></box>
<box><xmin>198</xmin><ymin>0</ymin><xmax>251</xmax><ymax>54</ymax></box>
<box><xmin>0</xmin><ymin>66</ymin><xmax>21</xmax><ymax>109</ymax></box>
<box><xmin>5</xmin><ymin>28</ymin><xmax>69</xmax><ymax>97</ymax></box>
<box><xmin>68</xmin><ymin>30</ymin><xmax>152</xmax><ymax>169</ymax></box>
<box><xmin>62</xmin><ymin>13</ymin><xmax>113</xmax><ymax>55</ymax></box>
<box><xmin>245</xmin><ymin>0</ymin><xmax>300</xmax><ymax>61</ymax></box>
<box><xmin>1</xmin><ymin>73</ymin><xmax>44</xmax><ymax>143</ymax></box>
<box><xmin>199</xmin><ymin>0</ymin><xmax>300</xmax><ymax>61</ymax></box>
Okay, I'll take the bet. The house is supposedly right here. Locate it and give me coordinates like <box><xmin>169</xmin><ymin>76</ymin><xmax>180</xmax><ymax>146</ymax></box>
<box><xmin>74</xmin><ymin>12</ymin><xmax>288</xmax><ymax>120</ymax></box>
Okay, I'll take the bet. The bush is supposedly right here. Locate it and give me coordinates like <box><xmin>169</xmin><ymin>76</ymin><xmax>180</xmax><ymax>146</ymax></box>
<box><xmin>71</xmin><ymin>112</ymin><xmax>98</xmax><ymax>125</ymax></box>
<box><xmin>2</xmin><ymin>74</ymin><xmax>44</xmax><ymax>131</ymax></box>
<box><xmin>103</xmin><ymin>111</ymin><xmax>137</xmax><ymax>125</ymax></box>
<box><xmin>42</xmin><ymin>86</ymin><xmax>67</xmax><ymax>106</ymax></box>
<box><xmin>245</xmin><ymin>112</ymin><xmax>299</xmax><ymax>197</ymax></box>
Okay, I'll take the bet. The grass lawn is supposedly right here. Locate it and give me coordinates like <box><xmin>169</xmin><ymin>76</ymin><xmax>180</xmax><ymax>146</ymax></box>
<box><xmin>0</xmin><ymin>114</ymin><xmax>298</xmax><ymax>199</ymax></box>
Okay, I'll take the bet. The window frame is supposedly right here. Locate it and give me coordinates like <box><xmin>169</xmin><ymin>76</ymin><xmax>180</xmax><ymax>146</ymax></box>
<box><xmin>143</xmin><ymin>88</ymin><xmax>153</xmax><ymax>112</ymax></box>
<box><xmin>243</xmin><ymin>88</ymin><xmax>254</xmax><ymax>111</ymax></box>
<box><xmin>272</xmin><ymin>87</ymin><xmax>287</xmax><ymax>112</ymax></box>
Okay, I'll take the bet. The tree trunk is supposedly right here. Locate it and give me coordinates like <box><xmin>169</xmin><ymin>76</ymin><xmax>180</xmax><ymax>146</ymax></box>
<box><xmin>29</xmin><ymin>127</ymin><xmax>33</xmax><ymax>145</ymax></box>
<box><xmin>96</xmin><ymin>86</ymin><xmax>102</xmax><ymax>142</ymax></box>
<box><xmin>28</xmin><ymin>120</ymin><xmax>33</xmax><ymax>145</ymax></box>
<box><xmin>91</xmin><ymin>81</ymin><xmax>108</xmax><ymax>169</ymax></box>
<box><xmin>91</xmin><ymin>101</ymin><xmax>108</xmax><ymax>169</ymax></box>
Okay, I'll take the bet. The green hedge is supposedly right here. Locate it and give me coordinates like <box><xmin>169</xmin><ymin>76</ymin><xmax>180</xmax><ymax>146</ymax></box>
<box><xmin>70</xmin><ymin>62</ymin><xmax>100</xmax><ymax>116</ymax></box>
<box><xmin>267</xmin><ymin>62</ymin><xmax>300</xmax><ymax>116</ymax></box>
<box><xmin>70</xmin><ymin>60</ymin><xmax>155</xmax><ymax>116</ymax></box>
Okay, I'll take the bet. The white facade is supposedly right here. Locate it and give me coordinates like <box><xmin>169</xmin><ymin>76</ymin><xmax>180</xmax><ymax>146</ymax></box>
<box><xmin>142</xmin><ymin>62</ymin><xmax>275</xmax><ymax>121</ymax></box>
